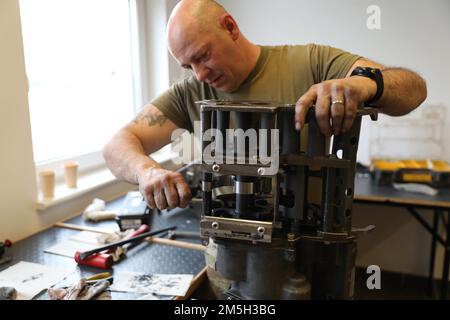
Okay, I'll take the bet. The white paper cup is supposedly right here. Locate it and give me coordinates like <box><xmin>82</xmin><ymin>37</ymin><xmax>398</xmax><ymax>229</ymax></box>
<box><xmin>63</xmin><ymin>161</ymin><xmax>79</xmax><ymax>188</ymax></box>
<box><xmin>39</xmin><ymin>170</ymin><xmax>55</xmax><ymax>198</ymax></box>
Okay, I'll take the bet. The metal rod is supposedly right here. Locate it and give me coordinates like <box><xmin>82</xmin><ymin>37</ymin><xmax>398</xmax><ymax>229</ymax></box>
<box><xmin>201</xmin><ymin>109</ymin><xmax>213</xmax><ymax>217</ymax></box>
<box><xmin>55</xmin><ymin>222</ymin><xmax>205</xmax><ymax>252</ymax></box>
<box><xmin>440</xmin><ymin>210</ymin><xmax>450</xmax><ymax>299</ymax></box>
<box><xmin>79</xmin><ymin>226</ymin><xmax>176</xmax><ymax>260</ymax></box>
<box><xmin>441</xmin><ymin>212</ymin><xmax>448</xmax><ymax>229</ymax></box>
<box><xmin>407</xmin><ymin>207</ymin><xmax>445</xmax><ymax>246</ymax></box>
<box><xmin>321</xmin><ymin>167</ymin><xmax>336</xmax><ymax>232</ymax></box>
<box><xmin>306</xmin><ymin>108</ymin><xmax>325</xmax><ymax>157</ymax></box>
<box><xmin>428</xmin><ymin>210</ymin><xmax>440</xmax><ymax>297</ymax></box>
<box><xmin>217</xmin><ymin>111</ymin><xmax>229</xmax><ymax>158</ymax></box>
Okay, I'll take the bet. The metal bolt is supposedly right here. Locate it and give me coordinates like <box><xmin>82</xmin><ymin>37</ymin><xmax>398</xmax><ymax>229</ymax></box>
<box><xmin>257</xmin><ymin>226</ymin><xmax>265</xmax><ymax>234</ymax></box>
<box><xmin>257</xmin><ymin>167</ymin><xmax>265</xmax><ymax>175</ymax></box>
<box><xmin>287</xmin><ymin>233</ymin><xmax>296</xmax><ymax>241</ymax></box>
<box><xmin>212</xmin><ymin>164</ymin><xmax>221</xmax><ymax>172</ymax></box>
<box><xmin>212</xmin><ymin>221</ymin><xmax>219</xmax><ymax>229</ymax></box>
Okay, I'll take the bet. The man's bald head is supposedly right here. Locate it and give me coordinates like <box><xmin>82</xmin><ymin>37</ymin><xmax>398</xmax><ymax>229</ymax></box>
<box><xmin>167</xmin><ymin>0</ymin><xmax>227</xmax><ymax>49</ymax></box>
<box><xmin>166</xmin><ymin>0</ymin><xmax>260</xmax><ymax>93</ymax></box>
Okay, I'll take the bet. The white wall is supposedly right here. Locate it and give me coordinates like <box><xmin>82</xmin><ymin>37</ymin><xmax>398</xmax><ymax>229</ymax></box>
<box><xmin>218</xmin><ymin>0</ymin><xmax>450</xmax><ymax>278</ymax></box>
<box><xmin>0</xmin><ymin>0</ymin><xmax>133</xmax><ymax>242</ymax></box>
<box><xmin>221</xmin><ymin>0</ymin><xmax>450</xmax><ymax>163</ymax></box>
<box><xmin>0</xmin><ymin>0</ymin><xmax>37</xmax><ymax>241</ymax></box>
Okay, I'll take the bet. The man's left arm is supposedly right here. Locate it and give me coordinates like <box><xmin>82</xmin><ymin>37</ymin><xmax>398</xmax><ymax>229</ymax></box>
<box><xmin>295</xmin><ymin>59</ymin><xmax>427</xmax><ymax>136</ymax></box>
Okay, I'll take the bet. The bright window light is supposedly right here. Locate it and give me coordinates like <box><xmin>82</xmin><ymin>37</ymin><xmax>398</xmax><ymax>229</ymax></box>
<box><xmin>19</xmin><ymin>0</ymin><xmax>135</xmax><ymax>163</ymax></box>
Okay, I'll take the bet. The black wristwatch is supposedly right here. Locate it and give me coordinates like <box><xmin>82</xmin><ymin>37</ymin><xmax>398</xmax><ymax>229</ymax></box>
<box><xmin>350</xmin><ymin>66</ymin><xmax>384</xmax><ymax>106</ymax></box>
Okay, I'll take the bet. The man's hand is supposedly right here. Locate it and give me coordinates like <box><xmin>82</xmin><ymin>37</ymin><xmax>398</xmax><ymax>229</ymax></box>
<box><xmin>294</xmin><ymin>76</ymin><xmax>376</xmax><ymax>136</ymax></box>
<box><xmin>137</xmin><ymin>167</ymin><xmax>192</xmax><ymax>210</ymax></box>
<box><xmin>295</xmin><ymin>58</ymin><xmax>427</xmax><ymax>136</ymax></box>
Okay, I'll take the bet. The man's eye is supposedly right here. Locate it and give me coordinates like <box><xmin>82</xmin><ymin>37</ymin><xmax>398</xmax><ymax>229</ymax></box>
<box><xmin>195</xmin><ymin>52</ymin><xmax>209</xmax><ymax>63</ymax></box>
<box><xmin>201</xmin><ymin>52</ymin><xmax>210</xmax><ymax>61</ymax></box>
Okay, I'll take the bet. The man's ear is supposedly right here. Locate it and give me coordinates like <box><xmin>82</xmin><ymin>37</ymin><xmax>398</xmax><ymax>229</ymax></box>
<box><xmin>219</xmin><ymin>14</ymin><xmax>239</xmax><ymax>40</ymax></box>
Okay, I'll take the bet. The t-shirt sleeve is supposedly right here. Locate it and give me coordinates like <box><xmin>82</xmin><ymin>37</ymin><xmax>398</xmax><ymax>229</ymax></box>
<box><xmin>307</xmin><ymin>44</ymin><xmax>362</xmax><ymax>83</ymax></box>
<box><xmin>150</xmin><ymin>78</ymin><xmax>192</xmax><ymax>131</ymax></box>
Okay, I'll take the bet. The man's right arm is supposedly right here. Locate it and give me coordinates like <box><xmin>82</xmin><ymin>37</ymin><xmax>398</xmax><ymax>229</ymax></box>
<box><xmin>103</xmin><ymin>104</ymin><xmax>191</xmax><ymax>209</ymax></box>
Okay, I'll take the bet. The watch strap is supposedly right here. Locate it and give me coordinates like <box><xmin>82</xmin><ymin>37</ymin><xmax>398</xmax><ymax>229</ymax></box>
<box><xmin>350</xmin><ymin>67</ymin><xmax>384</xmax><ymax>106</ymax></box>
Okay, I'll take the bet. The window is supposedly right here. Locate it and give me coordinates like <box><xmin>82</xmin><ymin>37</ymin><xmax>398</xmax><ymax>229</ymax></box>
<box><xmin>19</xmin><ymin>0</ymin><xmax>137</xmax><ymax>165</ymax></box>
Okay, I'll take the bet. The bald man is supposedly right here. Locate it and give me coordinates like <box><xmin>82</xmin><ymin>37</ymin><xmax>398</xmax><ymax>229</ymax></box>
<box><xmin>104</xmin><ymin>0</ymin><xmax>427</xmax><ymax>211</ymax></box>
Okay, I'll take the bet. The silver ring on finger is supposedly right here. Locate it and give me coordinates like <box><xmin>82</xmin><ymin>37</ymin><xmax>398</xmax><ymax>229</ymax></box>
<box><xmin>331</xmin><ymin>99</ymin><xmax>345</xmax><ymax>105</ymax></box>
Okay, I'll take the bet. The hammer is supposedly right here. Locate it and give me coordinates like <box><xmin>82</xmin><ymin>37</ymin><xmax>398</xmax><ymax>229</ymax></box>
<box><xmin>75</xmin><ymin>225</ymin><xmax>176</xmax><ymax>269</ymax></box>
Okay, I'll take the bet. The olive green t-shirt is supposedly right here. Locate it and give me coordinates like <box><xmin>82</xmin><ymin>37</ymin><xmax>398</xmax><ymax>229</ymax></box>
<box><xmin>151</xmin><ymin>44</ymin><xmax>361</xmax><ymax>133</ymax></box>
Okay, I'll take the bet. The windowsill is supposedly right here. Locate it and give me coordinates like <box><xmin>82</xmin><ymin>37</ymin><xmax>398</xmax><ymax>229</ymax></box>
<box><xmin>36</xmin><ymin>168</ymin><xmax>117</xmax><ymax>211</ymax></box>
<box><xmin>35</xmin><ymin>150</ymin><xmax>178</xmax><ymax>211</ymax></box>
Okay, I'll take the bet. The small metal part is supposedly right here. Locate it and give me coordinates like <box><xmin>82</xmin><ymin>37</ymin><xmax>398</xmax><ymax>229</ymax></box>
<box><xmin>168</xmin><ymin>230</ymin><xmax>202</xmax><ymax>240</ymax></box>
<box><xmin>201</xmin><ymin>216</ymin><xmax>273</xmax><ymax>243</ymax></box>
<box><xmin>316</xmin><ymin>231</ymin><xmax>356</xmax><ymax>241</ymax></box>
<box><xmin>257</xmin><ymin>167</ymin><xmax>265</xmax><ymax>175</ymax></box>
<box><xmin>202</xmin><ymin>181</ymin><xmax>212</xmax><ymax>192</ymax></box>
<box><xmin>351</xmin><ymin>225</ymin><xmax>376</xmax><ymax>235</ymax></box>
<box><xmin>287</xmin><ymin>233</ymin><xmax>296</xmax><ymax>241</ymax></box>
<box><xmin>212</xmin><ymin>164</ymin><xmax>221</xmax><ymax>172</ymax></box>
<box><xmin>234</xmin><ymin>181</ymin><xmax>254</xmax><ymax>194</ymax></box>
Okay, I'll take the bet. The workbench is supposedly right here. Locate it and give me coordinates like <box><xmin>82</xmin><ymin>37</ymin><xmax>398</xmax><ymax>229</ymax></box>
<box><xmin>0</xmin><ymin>196</ymin><xmax>206</xmax><ymax>300</ymax></box>
<box><xmin>5</xmin><ymin>174</ymin><xmax>450</xmax><ymax>300</ymax></box>
<box><xmin>354</xmin><ymin>172</ymin><xmax>450</xmax><ymax>300</ymax></box>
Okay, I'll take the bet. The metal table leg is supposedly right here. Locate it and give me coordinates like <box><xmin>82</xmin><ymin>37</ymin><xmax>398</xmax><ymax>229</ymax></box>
<box><xmin>441</xmin><ymin>210</ymin><xmax>450</xmax><ymax>299</ymax></box>
<box><xmin>428</xmin><ymin>210</ymin><xmax>439</xmax><ymax>297</ymax></box>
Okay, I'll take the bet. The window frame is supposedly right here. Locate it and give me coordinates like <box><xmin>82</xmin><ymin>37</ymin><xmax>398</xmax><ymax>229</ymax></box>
<box><xmin>21</xmin><ymin>0</ymin><xmax>152</xmax><ymax>181</ymax></box>
<box><xmin>35</xmin><ymin>151</ymin><xmax>105</xmax><ymax>184</ymax></box>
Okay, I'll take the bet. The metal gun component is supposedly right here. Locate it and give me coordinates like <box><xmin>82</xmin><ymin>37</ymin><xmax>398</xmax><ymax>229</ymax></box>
<box><xmin>197</xmin><ymin>100</ymin><xmax>378</xmax><ymax>300</ymax></box>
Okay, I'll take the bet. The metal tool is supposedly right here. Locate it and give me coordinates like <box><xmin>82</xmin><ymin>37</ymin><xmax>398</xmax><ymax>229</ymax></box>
<box><xmin>54</xmin><ymin>221</ymin><xmax>206</xmax><ymax>252</ymax></box>
<box><xmin>86</xmin><ymin>272</ymin><xmax>113</xmax><ymax>285</ymax></box>
<box><xmin>75</xmin><ymin>225</ymin><xmax>176</xmax><ymax>263</ymax></box>
<box><xmin>197</xmin><ymin>100</ymin><xmax>378</xmax><ymax>299</ymax></box>
<box><xmin>74</xmin><ymin>224</ymin><xmax>151</xmax><ymax>269</ymax></box>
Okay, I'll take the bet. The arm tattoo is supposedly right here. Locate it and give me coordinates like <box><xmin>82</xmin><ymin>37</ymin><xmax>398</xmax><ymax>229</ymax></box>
<box><xmin>133</xmin><ymin>110</ymin><xmax>168</xmax><ymax>127</ymax></box>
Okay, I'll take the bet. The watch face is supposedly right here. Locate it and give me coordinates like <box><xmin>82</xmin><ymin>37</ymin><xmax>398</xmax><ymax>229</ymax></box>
<box><xmin>368</xmin><ymin>68</ymin><xmax>380</xmax><ymax>75</ymax></box>
<box><xmin>351</xmin><ymin>67</ymin><xmax>379</xmax><ymax>78</ymax></box>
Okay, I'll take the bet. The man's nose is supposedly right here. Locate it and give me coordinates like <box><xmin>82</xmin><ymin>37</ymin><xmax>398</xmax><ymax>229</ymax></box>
<box><xmin>192</xmin><ymin>64</ymin><xmax>210</xmax><ymax>83</ymax></box>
